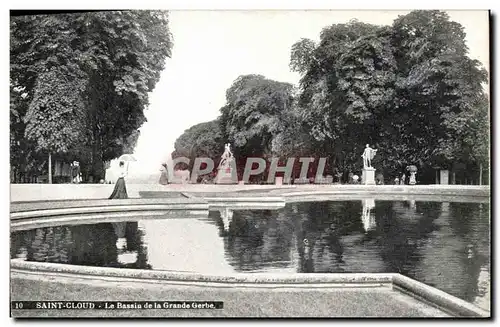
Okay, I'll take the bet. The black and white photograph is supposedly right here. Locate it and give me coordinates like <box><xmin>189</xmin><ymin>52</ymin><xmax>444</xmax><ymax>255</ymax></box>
<box><xmin>8</xmin><ymin>5</ymin><xmax>491</xmax><ymax>319</ymax></box>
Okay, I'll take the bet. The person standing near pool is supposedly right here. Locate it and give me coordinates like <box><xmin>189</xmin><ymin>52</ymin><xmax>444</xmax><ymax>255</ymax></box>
<box><xmin>159</xmin><ymin>163</ymin><xmax>169</xmax><ymax>185</ymax></box>
<box><xmin>109</xmin><ymin>161</ymin><xmax>128</xmax><ymax>199</ymax></box>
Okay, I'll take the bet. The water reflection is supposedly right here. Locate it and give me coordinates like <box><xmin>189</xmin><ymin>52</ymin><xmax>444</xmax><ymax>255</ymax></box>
<box><xmin>209</xmin><ymin>209</ymin><xmax>295</xmax><ymax>272</ymax></box>
<box><xmin>211</xmin><ymin>200</ymin><xmax>490</xmax><ymax>309</ymax></box>
<box><xmin>220</xmin><ymin>208</ymin><xmax>234</xmax><ymax>233</ymax></box>
<box><xmin>11</xmin><ymin>222</ymin><xmax>151</xmax><ymax>269</ymax></box>
<box><xmin>138</xmin><ymin>218</ymin><xmax>232</xmax><ymax>274</ymax></box>
<box><xmin>362</xmin><ymin>198</ymin><xmax>376</xmax><ymax>232</ymax></box>
<box><xmin>410</xmin><ymin>201</ymin><xmax>490</xmax><ymax>306</ymax></box>
<box><xmin>10</xmin><ymin>200</ymin><xmax>490</xmax><ymax>310</ymax></box>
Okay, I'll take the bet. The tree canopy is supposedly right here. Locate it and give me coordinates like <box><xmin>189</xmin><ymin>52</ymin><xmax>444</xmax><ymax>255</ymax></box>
<box><xmin>174</xmin><ymin>10</ymin><xmax>489</xmax><ymax>184</ymax></box>
<box><xmin>172</xmin><ymin>120</ymin><xmax>224</xmax><ymax>170</ymax></box>
<box><xmin>289</xmin><ymin>11</ymin><xmax>489</xmax><ymax>180</ymax></box>
<box><xmin>220</xmin><ymin>74</ymin><xmax>295</xmax><ymax>158</ymax></box>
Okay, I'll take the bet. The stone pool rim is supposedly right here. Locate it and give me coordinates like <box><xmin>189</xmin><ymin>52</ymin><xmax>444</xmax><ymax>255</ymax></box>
<box><xmin>10</xmin><ymin>198</ymin><xmax>211</xmax><ymax>232</ymax></box>
<box><xmin>10</xmin><ymin>184</ymin><xmax>490</xmax><ymax>203</ymax></box>
<box><xmin>11</xmin><ymin>260</ymin><xmax>489</xmax><ymax>318</ymax></box>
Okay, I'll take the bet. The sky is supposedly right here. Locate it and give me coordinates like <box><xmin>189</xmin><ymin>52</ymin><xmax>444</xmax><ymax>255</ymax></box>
<box><xmin>132</xmin><ymin>10</ymin><xmax>490</xmax><ymax>171</ymax></box>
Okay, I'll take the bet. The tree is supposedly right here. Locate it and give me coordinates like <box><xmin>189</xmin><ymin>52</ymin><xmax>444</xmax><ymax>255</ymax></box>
<box><xmin>11</xmin><ymin>13</ymin><xmax>86</xmax><ymax>182</ymax></box>
<box><xmin>290</xmin><ymin>20</ymin><xmax>397</xmax><ymax>174</ymax></box>
<box><xmin>220</xmin><ymin>75</ymin><xmax>295</xmax><ymax>158</ymax></box>
<box><xmin>290</xmin><ymin>11</ymin><xmax>489</xmax><ymax>181</ymax></box>
<box><xmin>390</xmin><ymin>10</ymin><xmax>488</xmax><ymax>173</ymax></box>
<box><xmin>271</xmin><ymin>102</ymin><xmax>316</xmax><ymax>158</ymax></box>
<box><xmin>10</xmin><ymin>84</ymin><xmax>45</xmax><ymax>182</ymax></box>
<box><xmin>73</xmin><ymin>10</ymin><xmax>173</xmax><ymax>179</ymax></box>
<box><xmin>436</xmin><ymin>95</ymin><xmax>490</xmax><ymax>184</ymax></box>
<box><xmin>24</xmin><ymin>67</ymin><xmax>87</xmax><ymax>183</ymax></box>
<box><xmin>172</xmin><ymin>120</ymin><xmax>224</xmax><ymax>172</ymax></box>
<box><xmin>217</xmin><ymin>75</ymin><xmax>297</xmax><ymax>182</ymax></box>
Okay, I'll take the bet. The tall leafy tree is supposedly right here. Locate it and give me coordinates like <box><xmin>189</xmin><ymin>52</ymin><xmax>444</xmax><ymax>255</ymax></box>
<box><xmin>10</xmin><ymin>84</ymin><xmax>44</xmax><ymax>182</ymax></box>
<box><xmin>10</xmin><ymin>10</ymin><xmax>173</xmax><ymax>182</ymax></box>
<box><xmin>290</xmin><ymin>11</ymin><xmax>489</xmax><ymax>182</ymax></box>
<box><xmin>390</xmin><ymin>10</ymin><xmax>488</xmax><ymax>174</ymax></box>
<box><xmin>290</xmin><ymin>20</ymin><xmax>397</xmax><ymax>174</ymax></box>
<box><xmin>73</xmin><ymin>10</ymin><xmax>173</xmax><ymax>179</ymax></box>
<box><xmin>220</xmin><ymin>74</ymin><xmax>295</xmax><ymax>158</ymax></box>
<box><xmin>24</xmin><ymin>67</ymin><xmax>87</xmax><ymax>183</ymax></box>
<box><xmin>172</xmin><ymin>120</ymin><xmax>224</xmax><ymax>171</ymax></box>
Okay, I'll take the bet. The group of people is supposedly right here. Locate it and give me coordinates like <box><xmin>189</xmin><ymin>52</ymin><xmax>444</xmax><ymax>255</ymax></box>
<box><xmin>71</xmin><ymin>161</ymin><xmax>82</xmax><ymax>183</ymax></box>
<box><xmin>108</xmin><ymin>160</ymin><xmax>170</xmax><ymax>199</ymax></box>
<box><xmin>394</xmin><ymin>173</ymin><xmax>410</xmax><ymax>185</ymax></box>
<box><xmin>106</xmin><ymin>142</ymin><xmax>410</xmax><ymax>198</ymax></box>
<box><xmin>346</xmin><ymin>172</ymin><xmax>385</xmax><ymax>185</ymax></box>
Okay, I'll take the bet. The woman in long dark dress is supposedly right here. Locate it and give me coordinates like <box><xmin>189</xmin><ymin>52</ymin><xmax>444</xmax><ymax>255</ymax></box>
<box><xmin>159</xmin><ymin>163</ymin><xmax>169</xmax><ymax>185</ymax></box>
<box><xmin>109</xmin><ymin>161</ymin><xmax>128</xmax><ymax>199</ymax></box>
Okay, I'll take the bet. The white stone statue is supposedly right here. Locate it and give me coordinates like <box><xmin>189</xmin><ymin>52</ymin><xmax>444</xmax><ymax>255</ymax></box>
<box><xmin>361</xmin><ymin>144</ymin><xmax>377</xmax><ymax>169</ymax></box>
<box><xmin>224</xmin><ymin>143</ymin><xmax>232</xmax><ymax>157</ymax></box>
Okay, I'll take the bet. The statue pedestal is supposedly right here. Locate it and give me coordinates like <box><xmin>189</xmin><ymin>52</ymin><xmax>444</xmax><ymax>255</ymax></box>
<box><xmin>215</xmin><ymin>167</ymin><xmax>237</xmax><ymax>184</ymax></box>
<box><xmin>409</xmin><ymin>172</ymin><xmax>417</xmax><ymax>185</ymax></box>
<box><xmin>362</xmin><ymin>167</ymin><xmax>376</xmax><ymax>185</ymax></box>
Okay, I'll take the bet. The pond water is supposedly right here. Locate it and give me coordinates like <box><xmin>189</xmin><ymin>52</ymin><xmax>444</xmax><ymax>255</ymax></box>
<box><xmin>11</xmin><ymin>200</ymin><xmax>490</xmax><ymax>310</ymax></box>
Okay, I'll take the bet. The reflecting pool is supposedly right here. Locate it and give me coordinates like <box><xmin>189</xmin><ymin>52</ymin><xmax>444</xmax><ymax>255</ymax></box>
<box><xmin>10</xmin><ymin>200</ymin><xmax>490</xmax><ymax>310</ymax></box>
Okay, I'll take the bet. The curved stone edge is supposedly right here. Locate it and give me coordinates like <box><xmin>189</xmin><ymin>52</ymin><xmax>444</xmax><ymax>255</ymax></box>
<box><xmin>392</xmin><ymin>274</ymin><xmax>490</xmax><ymax>318</ymax></box>
<box><xmin>205</xmin><ymin>197</ymin><xmax>285</xmax><ymax>202</ymax></box>
<box><xmin>10</xmin><ymin>260</ymin><xmax>489</xmax><ymax>317</ymax></box>
<box><xmin>10</xmin><ymin>260</ymin><xmax>393</xmax><ymax>285</ymax></box>
<box><xmin>284</xmin><ymin>195</ymin><xmax>489</xmax><ymax>204</ymax></box>
<box><xmin>10</xmin><ymin>197</ymin><xmax>209</xmax><ymax>213</ymax></box>
<box><xmin>11</xmin><ymin>204</ymin><xmax>210</xmax><ymax>220</ymax></box>
<box><xmin>280</xmin><ymin>184</ymin><xmax>489</xmax><ymax>195</ymax></box>
<box><xmin>281</xmin><ymin>191</ymin><xmax>489</xmax><ymax>201</ymax></box>
<box><xmin>10</xmin><ymin>210</ymin><xmax>210</xmax><ymax>232</ymax></box>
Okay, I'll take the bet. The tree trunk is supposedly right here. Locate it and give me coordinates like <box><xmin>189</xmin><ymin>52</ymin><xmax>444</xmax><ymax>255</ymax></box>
<box><xmin>479</xmin><ymin>163</ymin><xmax>483</xmax><ymax>186</ymax></box>
<box><xmin>91</xmin><ymin>146</ymin><xmax>105</xmax><ymax>183</ymax></box>
<box><xmin>48</xmin><ymin>152</ymin><xmax>52</xmax><ymax>184</ymax></box>
<box><xmin>89</xmin><ymin>123</ymin><xmax>105</xmax><ymax>183</ymax></box>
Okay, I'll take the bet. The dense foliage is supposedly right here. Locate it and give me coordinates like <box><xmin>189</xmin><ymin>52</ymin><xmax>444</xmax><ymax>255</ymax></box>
<box><xmin>10</xmin><ymin>10</ymin><xmax>173</xmax><ymax>182</ymax></box>
<box><xmin>220</xmin><ymin>75</ymin><xmax>295</xmax><ymax>158</ymax></box>
<box><xmin>173</xmin><ymin>10</ymin><xmax>489</xmax><ymax>184</ymax></box>
<box><xmin>171</xmin><ymin>120</ymin><xmax>224</xmax><ymax>170</ymax></box>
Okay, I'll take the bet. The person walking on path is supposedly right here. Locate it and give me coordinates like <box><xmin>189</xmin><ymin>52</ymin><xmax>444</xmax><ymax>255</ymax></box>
<box><xmin>159</xmin><ymin>163</ymin><xmax>169</xmax><ymax>185</ymax></box>
<box><xmin>109</xmin><ymin>161</ymin><xmax>128</xmax><ymax>199</ymax></box>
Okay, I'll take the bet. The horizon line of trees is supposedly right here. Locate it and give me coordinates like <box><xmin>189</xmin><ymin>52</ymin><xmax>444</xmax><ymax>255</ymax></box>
<box><xmin>172</xmin><ymin>10</ymin><xmax>490</xmax><ymax>185</ymax></box>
